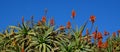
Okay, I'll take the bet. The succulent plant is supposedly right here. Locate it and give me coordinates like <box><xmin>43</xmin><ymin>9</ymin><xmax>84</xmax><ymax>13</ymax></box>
<box><xmin>0</xmin><ymin>9</ymin><xmax>120</xmax><ymax>52</ymax></box>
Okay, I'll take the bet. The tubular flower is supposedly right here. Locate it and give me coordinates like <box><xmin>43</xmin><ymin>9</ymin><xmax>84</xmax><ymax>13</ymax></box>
<box><xmin>71</xmin><ymin>9</ymin><xmax>76</xmax><ymax>19</ymax></box>
<box><xmin>102</xmin><ymin>41</ymin><xmax>108</xmax><ymax>48</ymax></box>
<box><xmin>60</xmin><ymin>25</ymin><xmax>65</xmax><ymax>30</ymax></box>
<box><xmin>66</xmin><ymin>21</ymin><xmax>71</xmax><ymax>29</ymax></box>
<box><xmin>38</xmin><ymin>20</ymin><xmax>42</xmax><ymax>26</ymax></box>
<box><xmin>104</xmin><ymin>30</ymin><xmax>109</xmax><ymax>36</ymax></box>
<box><xmin>112</xmin><ymin>32</ymin><xmax>116</xmax><ymax>37</ymax></box>
<box><xmin>50</xmin><ymin>18</ymin><xmax>54</xmax><ymax>26</ymax></box>
<box><xmin>97</xmin><ymin>39</ymin><xmax>103</xmax><ymax>48</ymax></box>
<box><xmin>90</xmin><ymin>15</ymin><xmax>96</xmax><ymax>24</ymax></box>
<box><xmin>41</xmin><ymin>16</ymin><xmax>46</xmax><ymax>23</ymax></box>
<box><xmin>92</xmin><ymin>32</ymin><xmax>97</xmax><ymax>39</ymax></box>
<box><xmin>97</xmin><ymin>32</ymin><xmax>102</xmax><ymax>39</ymax></box>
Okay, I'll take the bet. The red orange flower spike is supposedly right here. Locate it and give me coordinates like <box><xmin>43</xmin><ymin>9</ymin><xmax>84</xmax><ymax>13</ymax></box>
<box><xmin>92</xmin><ymin>32</ymin><xmax>97</xmax><ymax>39</ymax></box>
<box><xmin>112</xmin><ymin>32</ymin><xmax>116</xmax><ymax>37</ymax></box>
<box><xmin>102</xmin><ymin>40</ymin><xmax>108</xmax><ymax>48</ymax></box>
<box><xmin>66</xmin><ymin>21</ymin><xmax>71</xmax><ymax>29</ymax></box>
<box><xmin>71</xmin><ymin>9</ymin><xmax>76</xmax><ymax>19</ymax></box>
<box><xmin>41</xmin><ymin>16</ymin><xmax>46</xmax><ymax>23</ymax></box>
<box><xmin>92</xmin><ymin>28</ymin><xmax>98</xmax><ymax>39</ymax></box>
<box><xmin>60</xmin><ymin>25</ymin><xmax>65</xmax><ymax>30</ymax></box>
<box><xmin>97</xmin><ymin>32</ymin><xmax>102</xmax><ymax>39</ymax></box>
<box><xmin>90</xmin><ymin>15</ymin><xmax>96</xmax><ymax>24</ymax></box>
<box><xmin>97</xmin><ymin>39</ymin><xmax>103</xmax><ymax>48</ymax></box>
<box><xmin>50</xmin><ymin>18</ymin><xmax>54</xmax><ymax>26</ymax></box>
<box><xmin>38</xmin><ymin>20</ymin><xmax>42</xmax><ymax>26</ymax></box>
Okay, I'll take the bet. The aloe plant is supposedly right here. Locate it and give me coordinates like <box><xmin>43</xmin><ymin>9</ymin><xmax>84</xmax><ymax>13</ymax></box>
<box><xmin>0</xmin><ymin>10</ymin><xmax>120</xmax><ymax>52</ymax></box>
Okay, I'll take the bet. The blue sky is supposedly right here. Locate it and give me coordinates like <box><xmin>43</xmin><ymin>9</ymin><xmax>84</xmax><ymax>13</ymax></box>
<box><xmin>0</xmin><ymin>0</ymin><xmax>120</xmax><ymax>36</ymax></box>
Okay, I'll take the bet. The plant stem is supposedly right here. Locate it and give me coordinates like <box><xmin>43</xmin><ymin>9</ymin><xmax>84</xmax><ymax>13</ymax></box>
<box><xmin>90</xmin><ymin>23</ymin><xmax>94</xmax><ymax>34</ymax></box>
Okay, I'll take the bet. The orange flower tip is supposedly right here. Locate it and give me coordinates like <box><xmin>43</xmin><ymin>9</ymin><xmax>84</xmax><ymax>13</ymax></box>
<box><xmin>97</xmin><ymin>32</ymin><xmax>103</xmax><ymax>39</ymax></box>
<box><xmin>60</xmin><ymin>25</ymin><xmax>65</xmax><ymax>30</ymax></box>
<box><xmin>71</xmin><ymin>9</ymin><xmax>76</xmax><ymax>19</ymax></box>
<box><xmin>92</xmin><ymin>32</ymin><xmax>97</xmax><ymax>39</ymax></box>
<box><xmin>90</xmin><ymin>15</ymin><xmax>96</xmax><ymax>23</ymax></box>
<box><xmin>97</xmin><ymin>39</ymin><xmax>103</xmax><ymax>48</ymax></box>
<box><xmin>66</xmin><ymin>21</ymin><xmax>71</xmax><ymax>29</ymax></box>
<box><xmin>92</xmin><ymin>32</ymin><xmax>97</xmax><ymax>35</ymax></box>
<box><xmin>38</xmin><ymin>20</ymin><xmax>42</xmax><ymax>26</ymax></box>
<box><xmin>50</xmin><ymin>18</ymin><xmax>54</xmax><ymax>26</ymax></box>
<box><xmin>41</xmin><ymin>16</ymin><xmax>46</xmax><ymax>23</ymax></box>
<box><xmin>112</xmin><ymin>32</ymin><xmax>116</xmax><ymax>37</ymax></box>
<box><xmin>102</xmin><ymin>41</ymin><xmax>108</xmax><ymax>48</ymax></box>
